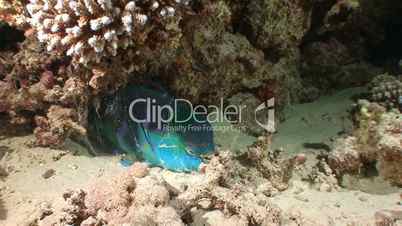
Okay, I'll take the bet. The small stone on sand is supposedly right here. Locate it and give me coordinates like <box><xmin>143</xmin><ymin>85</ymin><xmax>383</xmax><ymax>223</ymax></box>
<box><xmin>128</xmin><ymin>162</ymin><xmax>149</xmax><ymax>178</ymax></box>
<box><xmin>358</xmin><ymin>196</ymin><xmax>368</xmax><ymax>202</ymax></box>
<box><xmin>42</xmin><ymin>169</ymin><xmax>55</xmax><ymax>179</ymax></box>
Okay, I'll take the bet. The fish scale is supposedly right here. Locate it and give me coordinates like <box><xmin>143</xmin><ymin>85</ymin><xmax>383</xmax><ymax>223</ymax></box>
<box><xmin>88</xmin><ymin>84</ymin><xmax>215</xmax><ymax>172</ymax></box>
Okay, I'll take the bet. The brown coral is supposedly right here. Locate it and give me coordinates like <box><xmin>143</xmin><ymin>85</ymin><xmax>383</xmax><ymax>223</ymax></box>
<box><xmin>34</xmin><ymin>105</ymin><xmax>86</xmax><ymax>147</ymax></box>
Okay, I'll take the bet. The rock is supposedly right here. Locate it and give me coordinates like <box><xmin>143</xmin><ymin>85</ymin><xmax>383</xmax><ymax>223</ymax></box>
<box><xmin>84</xmin><ymin>175</ymin><xmax>135</xmax><ymax>219</ymax></box>
<box><xmin>191</xmin><ymin>210</ymin><xmax>248</xmax><ymax>226</ymax></box>
<box><xmin>42</xmin><ymin>169</ymin><xmax>55</xmax><ymax>179</ymax></box>
<box><xmin>290</xmin><ymin>181</ymin><xmax>308</xmax><ymax>195</ymax></box>
<box><xmin>155</xmin><ymin>207</ymin><xmax>185</xmax><ymax>226</ymax></box>
<box><xmin>302</xmin><ymin>38</ymin><xmax>383</xmax><ymax>94</ymax></box>
<box><xmin>294</xmin><ymin>195</ymin><xmax>309</xmax><ymax>202</ymax></box>
<box><xmin>52</xmin><ymin>151</ymin><xmax>68</xmax><ymax>161</ymax></box>
<box><xmin>242</xmin><ymin>0</ymin><xmax>311</xmax><ymax>52</ymax></box>
<box><xmin>169</xmin><ymin>3</ymin><xmax>303</xmax><ymax>118</ymax></box>
<box><xmin>294</xmin><ymin>153</ymin><xmax>307</xmax><ymax>165</ymax></box>
<box><xmin>328</xmin><ymin>137</ymin><xmax>361</xmax><ymax>176</ymax></box>
<box><xmin>292</xmin><ymin>186</ymin><xmax>304</xmax><ymax>195</ymax></box>
<box><xmin>68</xmin><ymin>164</ymin><xmax>78</xmax><ymax>170</ymax></box>
<box><xmin>358</xmin><ymin>196</ymin><xmax>368</xmax><ymax>202</ymax></box>
<box><xmin>159</xmin><ymin>170</ymin><xmax>202</xmax><ymax>193</ymax></box>
<box><xmin>329</xmin><ymin>104</ymin><xmax>402</xmax><ymax>186</ymax></box>
<box><xmin>0</xmin><ymin>166</ymin><xmax>9</xmax><ymax>178</ymax></box>
<box><xmin>80</xmin><ymin>217</ymin><xmax>98</xmax><ymax>226</ymax></box>
<box><xmin>198</xmin><ymin>198</ymin><xmax>212</xmax><ymax>210</ymax></box>
<box><xmin>36</xmin><ymin>201</ymin><xmax>53</xmax><ymax>221</ymax></box>
<box><xmin>375</xmin><ymin>210</ymin><xmax>402</xmax><ymax>226</ymax></box>
<box><xmin>319</xmin><ymin>183</ymin><xmax>332</xmax><ymax>192</ymax></box>
<box><xmin>133</xmin><ymin>177</ymin><xmax>170</xmax><ymax>207</ymax></box>
<box><xmin>257</xmin><ymin>182</ymin><xmax>279</xmax><ymax>197</ymax></box>
<box><xmin>128</xmin><ymin>162</ymin><xmax>149</xmax><ymax>178</ymax></box>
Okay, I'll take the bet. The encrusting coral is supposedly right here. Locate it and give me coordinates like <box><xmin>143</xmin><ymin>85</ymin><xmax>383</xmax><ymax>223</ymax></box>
<box><xmin>27</xmin><ymin>147</ymin><xmax>293</xmax><ymax>225</ymax></box>
<box><xmin>34</xmin><ymin>105</ymin><xmax>86</xmax><ymax>147</ymax></box>
<box><xmin>368</xmin><ymin>73</ymin><xmax>402</xmax><ymax>109</ymax></box>
<box><xmin>328</xmin><ymin>100</ymin><xmax>402</xmax><ymax>186</ymax></box>
<box><xmin>241</xmin><ymin>0</ymin><xmax>312</xmax><ymax>54</ymax></box>
<box><xmin>26</xmin><ymin>0</ymin><xmax>191</xmax><ymax>65</ymax></box>
<box><xmin>0</xmin><ymin>33</ymin><xmax>89</xmax><ymax>147</ymax></box>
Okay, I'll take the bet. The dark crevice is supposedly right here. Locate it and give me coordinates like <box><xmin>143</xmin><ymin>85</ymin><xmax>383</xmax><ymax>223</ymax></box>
<box><xmin>0</xmin><ymin>22</ymin><xmax>25</xmax><ymax>51</ymax></box>
<box><xmin>368</xmin><ymin>21</ymin><xmax>402</xmax><ymax>67</ymax></box>
<box><xmin>361</xmin><ymin>160</ymin><xmax>379</xmax><ymax>178</ymax></box>
<box><xmin>300</xmin><ymin>0</ymin><xmax>337</xmax><ymax>49</ymax></box>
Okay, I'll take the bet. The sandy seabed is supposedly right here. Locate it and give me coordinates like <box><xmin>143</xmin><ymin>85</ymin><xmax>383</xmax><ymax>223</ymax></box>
<box><xmin>0</xmin><ymin>133</ymin><xmax>401</xmax><ymax>226</ymax></box>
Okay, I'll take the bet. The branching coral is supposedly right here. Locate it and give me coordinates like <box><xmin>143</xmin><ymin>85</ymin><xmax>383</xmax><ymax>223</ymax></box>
<box><xmin>26</xmin><ymin>0</ymin><xmax>191</xmax><ymax>65</ymax></box>
<box><xmin>0</xmin><ymin>0</ymin><xmax>27</xmax><ymax>28</ymax></box>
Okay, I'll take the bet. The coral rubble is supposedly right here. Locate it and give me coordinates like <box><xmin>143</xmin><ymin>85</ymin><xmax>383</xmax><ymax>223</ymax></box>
<box><xmin>29</xmin><ymin>149</ymin><xmax>290</xmax><ymax>225</ymax></box>
<box><xmin>328</xmin><ymin>100</ymin><xmax>402</xmax><ymax>186</ymax></box>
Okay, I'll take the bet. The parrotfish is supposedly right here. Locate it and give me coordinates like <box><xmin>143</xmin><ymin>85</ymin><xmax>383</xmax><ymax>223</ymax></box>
<box><xmin>88</xmin><ymin>84</ymin><xmax>215</xmax><ymax>172</ymax></box>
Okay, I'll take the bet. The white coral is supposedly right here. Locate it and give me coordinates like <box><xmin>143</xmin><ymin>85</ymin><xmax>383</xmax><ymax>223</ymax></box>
<box><xmin>27</xmin><ymin>0</ymin><xmax>190</xmax><ymax>65</ymax></box>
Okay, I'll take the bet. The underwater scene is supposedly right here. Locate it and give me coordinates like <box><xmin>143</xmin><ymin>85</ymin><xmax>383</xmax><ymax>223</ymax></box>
<box><xmin>0</xmin><ymin>0</ymin><xmax>401</xmax><ymax>225</ymax></box>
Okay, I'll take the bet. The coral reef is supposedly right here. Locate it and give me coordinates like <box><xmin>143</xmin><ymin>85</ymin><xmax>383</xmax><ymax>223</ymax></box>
<box><xmin>0</xmin><ymin>0</ymin><xmax>399</xmax><ymax>147</ymax></box>
<box><xmin>328</xmin><ymin>100</ymin><xmax>402</xmax><ymax>186</ymax></box>
<box><xmin>241</xmin><ymin>0</ymin><xmax>312</xmax><ymax>55</ymax></box>
<box><xmin>161</xmin><ymin>1</ymin><xmax>303</xmax><ymax>130</ymax></box>
<box><xmin>301</xmin><ymin>38</ymin><xmax>382</xmax><ymax>92</ymax></box>
<box><xmin>1</xmin><ymin>0</ymin><xmax>402</xmax><ymax>224</ymax></box>
<box><xmin>298</xmin><ymin>0</ymin><xmax>402</xmax><ymax>97</ymax></box>
<box><xmin>26</xmin><ymin>0</ymin><xmax>190</xmax><ymax>65</ymax></box>
<box><xmin>0</xmin><ymin>34</ymin><xmax>89</xmax><ymax>147</ymax></box>
<box><xmin>6</xmin><ymin>0</ymin><xmax>390</xmax><ymax>145</ymax></box>
<box><xmin>368</xmin><ymin>73</ymin><xmax>402</xmax><ymax>109</ymax></box>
